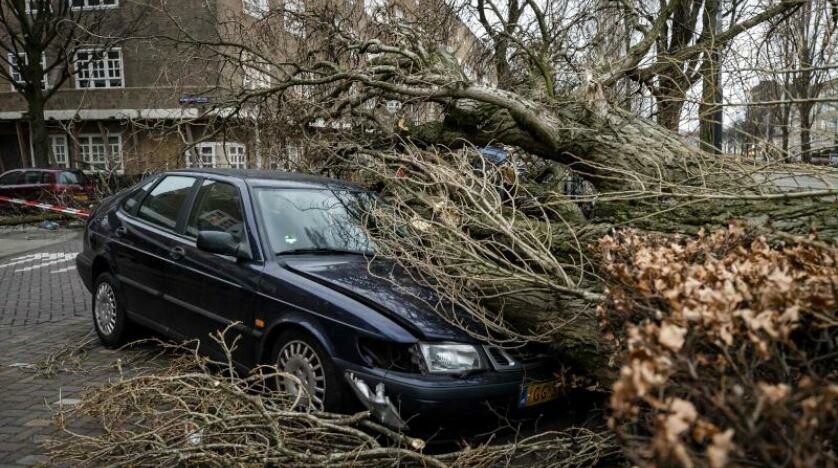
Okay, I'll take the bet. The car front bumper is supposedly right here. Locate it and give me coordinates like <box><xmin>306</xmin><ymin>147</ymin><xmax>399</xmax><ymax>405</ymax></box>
<box><xmin>335</xmin><ymin>357</ymin><xmax>558</xmax><ymax>426</ymax></box>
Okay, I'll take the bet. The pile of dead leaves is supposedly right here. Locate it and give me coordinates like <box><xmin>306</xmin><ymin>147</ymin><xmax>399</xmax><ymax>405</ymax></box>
<box><xmin>596</xmin><ymin>225</ymin><xmax>837</xmax><ymax>467</ymax></box>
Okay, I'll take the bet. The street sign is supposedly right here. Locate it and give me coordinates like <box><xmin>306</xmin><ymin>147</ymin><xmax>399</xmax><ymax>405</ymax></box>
<box><xmin>179</xmin><ymin>95</ymin><xmax>212</xmax><ymax>105</ymax></box>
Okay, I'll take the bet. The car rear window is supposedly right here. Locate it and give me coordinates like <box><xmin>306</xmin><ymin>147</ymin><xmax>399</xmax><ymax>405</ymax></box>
<box><xmin>59</xmin><ymin>171</ymin><xmax>87</xmax><ymax>185</ymax></box>
<box><xmin>0</xmin><ymin>171</ymin><xmax>22</xmax><ymax>185</ymax></box>
<box><xmin>136</xmin><ymin>176</ymin><xmax>196</xmax><ymax>230</ymax></box>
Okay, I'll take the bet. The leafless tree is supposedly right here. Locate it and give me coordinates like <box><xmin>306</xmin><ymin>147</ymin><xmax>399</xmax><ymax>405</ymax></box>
<box><xmin>774</xmin><ymin>0</ymin><xmax>837</xmax><ymax>161</ymax></box>
<box><xmin>0</xmin><ymin>0</ymin><xmax>150</xmax><ymax>166</ymax></box>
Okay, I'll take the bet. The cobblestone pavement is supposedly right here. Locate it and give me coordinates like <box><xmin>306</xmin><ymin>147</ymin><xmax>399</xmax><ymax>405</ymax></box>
<box><xmin>0</xmin><ymin>233</ymin><xmax>170</xmax><ymax>467</ymax></box>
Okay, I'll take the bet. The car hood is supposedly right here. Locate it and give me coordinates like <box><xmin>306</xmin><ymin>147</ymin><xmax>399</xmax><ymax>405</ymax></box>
<box><xmin>284</xmin><ymin>256</ymin><xmax>476</xmax><ymax>342</ymax></box>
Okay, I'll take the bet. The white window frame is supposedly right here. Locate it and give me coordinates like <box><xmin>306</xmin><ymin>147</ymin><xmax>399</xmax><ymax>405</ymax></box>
<box><xmin>385</xmin><ymin>100</ymin><xmax>402</xmax><ymax>113</ymax></box>
<box><xmin>285</xmin><ymin>0</ymin><xmax>305</xmax><ymax>36</ymax></box>
<box><xmin>365</xmin><ymin>0</ymin><xmax>387</xmax><ymax>16</ymax></box>
<box><xmin>73</xmin><ymin>48</ymin><xmax>124</xmax><ymax>89</ymax></box>
<box><xmin>242</xmin><ymin>52</ymin><xmax>272</xmax><ymax>90</ymax></box>
<box><xmin>186</xmin><ymin>142</ymin><xmax>247</xmax><ymax>169</ymax></box>
<box><xmin>69</xmin><ymin>0</ymin><xmax>119</xmax><ymax>10</ymax></box>
<box><xmin>49</xmin><ymin>134</ymin><xmax>69</xmax><ymax>168</ymax></box>
<box><xmin>243</xmin><ymin>0</ymin><xmax>269</xmax><ymax>17</ymax></box>
<box><xmin>8</xmin><ymin>52</ymin><xmax>49</xmax><ymax>90</ymax></box>
<box><xmin>78</xmin><ymin>133</ymin><xmax>123</xmax><ymax>172</ymax></box>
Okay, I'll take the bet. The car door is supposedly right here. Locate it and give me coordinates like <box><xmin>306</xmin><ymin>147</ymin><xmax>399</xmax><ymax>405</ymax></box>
<box><xmin>21</xmin><ymin>171</ymin><xmax>51</xmax><ymax>200</ymax></box>
<box><xmin>109</xmin><ymin>175</ymin><xmax>199</xmax><ymax>336</ymax></box>
<box><xmin>0</xmin><ymin>170</ymin><xmax>23</xmax><ymax>197</ymax></box>
<box><xmin>162</xmin><ymin>177</ymin><xmax>263</xmax><ymax>362</ymax></box>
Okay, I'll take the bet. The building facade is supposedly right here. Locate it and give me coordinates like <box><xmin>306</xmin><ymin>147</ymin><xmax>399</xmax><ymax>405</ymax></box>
<box><xmin>0</xmin><ymin>0</ymin><xmax>484</xmax><ymax>175</ymax></box>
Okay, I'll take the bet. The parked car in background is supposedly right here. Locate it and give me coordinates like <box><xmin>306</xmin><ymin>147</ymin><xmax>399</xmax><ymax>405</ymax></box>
<box><xmin>76</xmin><ymin>169</ymin><xmax>560</xmax><ymax>429</ymax></box>
<box><xmin>0</xmin><ymin>168</ymin><xmax>95</xmax><ymax>204</ymax></box>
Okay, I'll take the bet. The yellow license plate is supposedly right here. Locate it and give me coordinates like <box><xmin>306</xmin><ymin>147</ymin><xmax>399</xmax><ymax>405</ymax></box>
<box><xmin>73</xmin><ymin>194</ymin><xmax>89</xmax><ymax>201</ymax></box>
<box><xmin>519</xmin><ymin>380</ymin><xmax>560</xmax><ymax>408</ymax></box>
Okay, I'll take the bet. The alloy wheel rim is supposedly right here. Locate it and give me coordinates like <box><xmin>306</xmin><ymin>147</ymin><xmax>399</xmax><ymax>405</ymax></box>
<box><xmin>94</xmin><ymin>282</ymin><xmax>117</xmax><ymax>336</ymax></box>
<box><xmin>277</xmin><ymin>340</ymin><xmax>326</xmax><ymax>409</ymax></box>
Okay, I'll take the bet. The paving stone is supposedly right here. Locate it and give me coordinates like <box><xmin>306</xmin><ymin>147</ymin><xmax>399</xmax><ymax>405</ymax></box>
<box><xmin>21</xmin><ymin>420</ymin><xmax>50</xmax><ymax>428</ymax></box>
<box><xmin>0</xmin><ymin>237</ymin><xmax>174</xmax><ymax>464</ymax></box>
<box><xmin>15</xmin><ymin>454</ymin><xmax>47</xmax><ymax>466</ymax></box>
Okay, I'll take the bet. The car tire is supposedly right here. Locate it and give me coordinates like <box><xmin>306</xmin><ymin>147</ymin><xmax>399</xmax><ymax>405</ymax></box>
<box><xmin>92</xmin><ymin>272</ymin><xmax>131</xmax><ymax>348</ymax></box>
<box><xmin>271</xmin><ymin>330</ymin><xmax>346</xmax><ymax>412</ymax></box>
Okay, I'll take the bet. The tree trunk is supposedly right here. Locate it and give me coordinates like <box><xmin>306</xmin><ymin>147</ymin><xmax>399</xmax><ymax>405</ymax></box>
<box><xmin>27</xmin><ymin>92</ymin><xmax>51</xmax><ymax>167</ymax></box>
<box><xmin>423</xmin><ymin>94</ymin><xmax>761</xmax><ymax>194</ymax></box>
<box><xmin>655</xmin><ymin>84</ymin><xmax>686</xmax><ymax>132</ymax></box>
<box><xmin>699</xmin><ymin>0</ymin><xmax>722</xmax><ymax>153</ymax></box>
<box><xmin>799</xmin><ymin>104</ymin><xmax>813</xmax><ymax>163</ymax></box>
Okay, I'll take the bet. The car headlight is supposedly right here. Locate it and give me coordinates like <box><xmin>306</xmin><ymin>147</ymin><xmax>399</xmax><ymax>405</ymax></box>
<box><xmin>416</xmin><ymin>343</ymin><xmax>485</xmax><ymax>373</ymax></box>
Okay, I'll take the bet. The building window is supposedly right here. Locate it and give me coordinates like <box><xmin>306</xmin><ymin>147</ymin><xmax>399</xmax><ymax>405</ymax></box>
<box><xmin>365</xmin><ymin>0</ymin><xmax>387</xmax><ymax>16</ymax></box>
<box><xmin>285</xmin><ymin>0</ymin><xmax>305</xmax><ymax>36</ymax></box>
<box><xmin>49</xmin><ymin>135</ymin><xmax>69</xmax><ymax>168</ymax></box>
<box><xmin>385</xmin><ymin>100</ymin><xmax>402</xmax><ymax>113</ymax></box>
<box><xmin>74</xmin><ymin>49</ymin><xmax>123</xmax><ymax>88</ymax></box>
<box><xmin>242</xmin><ymin>52</ymin><xmax>272</xmax><ymax>89</ymax></box>
<box><xmin>186</xmin><ymin>143</ymin><xmax>247</xmax><ymax>169</ymax></box>
<box><xmin>79</xmin><ymin>134</ymin><xmax>123</xmax><ymax>172</ymax></box>
<box><xmin>288</xmin><ymin>145</ymin><xmax>302</xmax><ymax>165</ymax></box>
<box><xmin>243</xmin><ymin>0</ymin><xmax>269</xmax><ymax>17</ymax></box>
<box><xmin>70</xmin><ymin>0</ymin><xmax>119</xmax><ymax>9</ymax></box>
<box><xmin>26</xmin><ymin>0</ymin><xmax>52</xmax><ymax>13</ymax></box>
<box><xmin>8</xmin><ymin>53</ymin><xmax>49</xmax><ymax>89</ymax></box>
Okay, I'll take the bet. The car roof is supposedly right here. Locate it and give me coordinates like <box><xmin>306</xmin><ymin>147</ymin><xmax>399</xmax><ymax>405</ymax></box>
<box><xmin>2</xmin><ymin>168</ymin><xmax>76</xmax><ymax>174</ymax></box>
<box><xmin>170</xmin><ymin>168</ymin><xmax>365</xmax><ymax>190</ymax></box>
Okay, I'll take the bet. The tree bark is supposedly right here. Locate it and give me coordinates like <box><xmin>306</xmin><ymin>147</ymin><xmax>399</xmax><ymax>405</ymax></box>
<box><xmin>798</xmin><ymin>103</ymin><xmax>813</xmax><ymax>162</ymax></box>
<box><xmin>27</xmin><ymin>92</ymin><xmax>51</xmax><ymax>167</ymax></box>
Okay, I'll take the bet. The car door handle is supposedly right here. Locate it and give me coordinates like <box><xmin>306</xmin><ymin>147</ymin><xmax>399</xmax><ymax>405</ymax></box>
<box><xmin>169</xmin><ymin>246</ymin><xmax>186</xmax><ymax>260</ymax></box>
<box><xmin>115</xmin><ymin>226</ymin><xmax>128</xmax><ymax>237</ymax></box>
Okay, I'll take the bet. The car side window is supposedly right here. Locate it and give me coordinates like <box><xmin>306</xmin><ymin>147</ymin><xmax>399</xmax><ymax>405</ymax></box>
<box><xmin>23</xmin><ymin>171</ymin><xmax>43</xmax><ymax>184</ymax></box>
<box><xmin>0</xmin><ymin>172</ymin><xmax>21</xmax><ymax>185</ymax></box>
<box><xmin>136</xmin><ymin>176</ymin><xmax>196</xmax><ymax>231</ymax></box>
<box><xmin>185</xmin><ymin>180</ymin><xmax>245</xmax><ymax>243</ymax></box>
<box><xmin>122</xmin><ymin>178</ymin><xmax>158</xmax><ymax>214</ymax></box>
<box><xmin>59</xmin><ymin>171</ymin><xmax>84</xmax><ymax>185</ymax></box>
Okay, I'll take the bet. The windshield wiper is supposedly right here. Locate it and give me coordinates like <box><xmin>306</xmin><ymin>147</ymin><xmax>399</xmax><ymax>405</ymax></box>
<box><xmin>277</xmin><ymin>248</ymin><xmax>370</xmax><ymax>256</ymax></box>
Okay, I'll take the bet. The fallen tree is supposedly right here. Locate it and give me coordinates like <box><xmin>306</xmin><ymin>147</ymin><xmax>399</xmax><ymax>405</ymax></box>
<box><xmin>126</xmin><ymin>2</ymin><xmax>838</xmax><ymax>464</ymax></box>
<box><xmin>146</xmin><ymin>0</ymin><xmax>838</xmax><ymax>382</ymax></box>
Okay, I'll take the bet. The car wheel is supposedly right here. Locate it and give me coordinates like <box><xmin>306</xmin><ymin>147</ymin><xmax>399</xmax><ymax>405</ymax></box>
<box><xmin>92</xmin><ymin>272</ymin><xmax>130</xmax><ymax>348</ymax></box>
<box><xmin>272</xmin><ymin>331</ymin><xmax>345</xmax><ymax>412</ymax></box>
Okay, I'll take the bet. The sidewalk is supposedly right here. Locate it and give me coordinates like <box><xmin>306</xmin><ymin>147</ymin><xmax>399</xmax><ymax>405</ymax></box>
<box><xmin>0</xmin><ymin>234</ymin><xmax>170</xmax><ymax>466</ymax></box>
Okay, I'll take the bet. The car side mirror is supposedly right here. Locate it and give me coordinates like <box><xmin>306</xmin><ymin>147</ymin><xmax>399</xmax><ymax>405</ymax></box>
<box><xmin>196</xmin><ymin>231</ymin><xmax>252</xmax><ymax>261</ymax></box>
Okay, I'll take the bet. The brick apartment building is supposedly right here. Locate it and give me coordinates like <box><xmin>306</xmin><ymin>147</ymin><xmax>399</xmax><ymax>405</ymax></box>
<box><xmin>0</xmin><ymin>0</ymin><xmax>484</xmax><ymax>175</ymax></box>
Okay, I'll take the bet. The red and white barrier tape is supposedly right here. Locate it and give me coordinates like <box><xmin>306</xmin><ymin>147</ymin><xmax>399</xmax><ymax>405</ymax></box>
<box><xmin>0</xmin><ymin>195</ymin><xmax>91</xmax><ymax>218</ymax></box>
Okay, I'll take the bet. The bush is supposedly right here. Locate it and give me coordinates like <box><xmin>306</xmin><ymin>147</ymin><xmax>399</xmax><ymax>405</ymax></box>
<box><xmin>598</xmin><ymin>225</ymin><xmax>837</xmax><ymax>467</ymax></box>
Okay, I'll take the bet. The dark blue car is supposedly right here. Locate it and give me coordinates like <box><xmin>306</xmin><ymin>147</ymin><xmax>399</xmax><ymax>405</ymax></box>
<box><xmin>76</xmin><ymin>169</ymin><xmax>559</xmax><ymax>428</ymax></box>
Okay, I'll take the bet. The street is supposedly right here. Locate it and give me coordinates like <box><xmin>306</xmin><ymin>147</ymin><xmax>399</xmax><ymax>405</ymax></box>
<box><xmin>0</xmin><ymin>230</ymin><xmax>168</xmax><ymax>466</ymax></box>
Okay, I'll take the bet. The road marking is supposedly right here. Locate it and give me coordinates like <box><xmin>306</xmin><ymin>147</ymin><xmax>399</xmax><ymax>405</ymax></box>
<box><xmin>0</xmin><ymin>252</ymin><xmax>57</xmax><ymax>269</ymax></box>
<box><xmin>54</xmin><ymin>398</ymin><xmax>82</xmax><ymax>406</ymax></box>
<box><xmin>14</xmin><ymin>253</ymin><xmax>78</xmax><ymax>272</ymax></box>
<box><xmin>50</xmin><ymin>265</ymin><xmax>77</xmax><ymax>274</ymax></box>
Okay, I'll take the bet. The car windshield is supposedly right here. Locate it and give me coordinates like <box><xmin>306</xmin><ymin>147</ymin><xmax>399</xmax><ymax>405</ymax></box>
<box><xmin>254</xmin><ymin>188</ymin><xmax>376</xmax><ymax>255</ymax></box>
<box><xmin>59</xmin><ymin>171</ymin><xmax>87</xmax><ymax>185</ymax></box>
